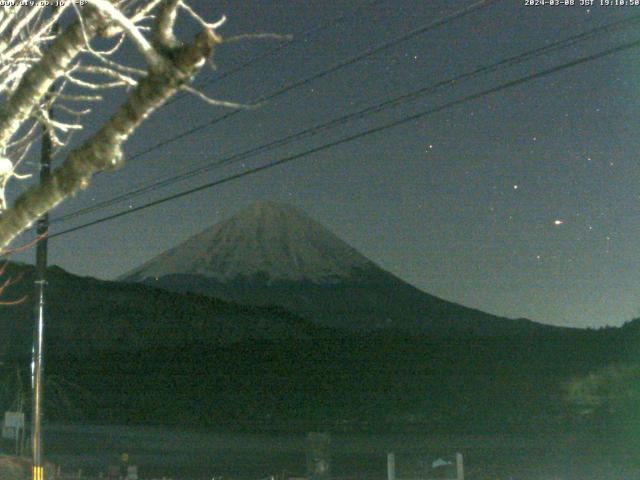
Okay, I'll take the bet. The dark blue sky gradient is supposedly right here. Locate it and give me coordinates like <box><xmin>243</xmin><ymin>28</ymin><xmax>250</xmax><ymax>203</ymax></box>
<box><xmin>10</xmin><ymin>0</ymin><xmax>640</xmax><ymax>328</ymax></box>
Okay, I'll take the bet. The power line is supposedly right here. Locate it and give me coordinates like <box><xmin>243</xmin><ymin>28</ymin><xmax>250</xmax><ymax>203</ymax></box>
<box><xmin>163</xmin><ymin>0</ymin><xmax>386</xmax><ymax>108</ymax></box>
<box><xmin>48</xmin><ymin>37</ymin><xmax>640</xmax><ymax>240</ymax></box>
<box><xmin>124</xmin><ymin>0</ymin><xmax>500</xmax><ymax>164</ymax></box>
<box><xmin>52</xmin><ymin>13</ymin><xmax>640</xmax><ymax>224</ymax></box>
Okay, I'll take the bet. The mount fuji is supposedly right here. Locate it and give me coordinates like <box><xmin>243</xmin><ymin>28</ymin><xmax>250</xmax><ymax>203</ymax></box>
<box><xmin>121</xmin><ymin>201</ymin><xmax>558</xmax><ymax>336</ymax></box>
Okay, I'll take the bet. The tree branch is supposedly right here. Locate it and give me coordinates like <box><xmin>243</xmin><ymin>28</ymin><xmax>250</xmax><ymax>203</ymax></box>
<box><xmin>0</xmin><ymin>9</ymin><xmax>103</xmax><ymax>148</ymax></box>
<box><xmin>0</xmin><ymin>28</ymin><xmax>221</xmax><ymax>249</ymax></box>
<box><xmin>86</xmin><ymin>0</ymin><xmax>164</xmax><ymax>68</ymax></box>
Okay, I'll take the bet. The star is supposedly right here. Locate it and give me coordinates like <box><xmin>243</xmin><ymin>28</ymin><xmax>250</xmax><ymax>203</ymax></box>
<box><xmin>513</xmin><ymin>184</ymin><xmax>518</xmax><ymax>190</ymax></box>
<box><xmin>554</xmin><ymin>220</ymin><xmax>563</xmax><ymax>226</ymax></box>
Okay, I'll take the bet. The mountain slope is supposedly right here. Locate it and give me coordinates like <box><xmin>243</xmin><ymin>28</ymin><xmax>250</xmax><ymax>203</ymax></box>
<box><xmin>122</xmin><ymin>201</ymin><xmax>563</xmax><ymax>336</ymax></box>
<box><xmin>0</xmin><ymin>267</ymin><xmax>624</xmax><ymax>430</ymax></box>
<box><xmin>0</xmin><ymin>262</ymin><xmax>328</xmax><ymax>361</ymax></box>
<box><xmin>123</xmin><ymin>201</ymin><xmax>375</xmax><ymax>284</ymax></box>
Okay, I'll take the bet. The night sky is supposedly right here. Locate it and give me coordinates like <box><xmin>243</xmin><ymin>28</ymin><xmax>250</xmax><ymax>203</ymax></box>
<box><xmin>9</xmin><ymin>0</ymin><xmax>640</xmax><ymax>328</ymax></box>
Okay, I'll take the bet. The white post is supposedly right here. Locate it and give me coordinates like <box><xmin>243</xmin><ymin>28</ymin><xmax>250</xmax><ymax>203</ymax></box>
<box><xmin>387</xmin><ymin>453</ymin><xmax>396</xmax><ymax>480</ymax></box>
<box><xmin>456</xmin><ymin>452</ymin><xmax>464</xmax><ymax>480</ymax></box>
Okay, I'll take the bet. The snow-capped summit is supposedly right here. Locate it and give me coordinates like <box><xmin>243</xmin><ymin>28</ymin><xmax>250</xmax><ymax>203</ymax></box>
<box><xmin>122</xmin><ymin>201</ymin><xmax>552</xmax><ymax>335</ymax></box>
<box><xmin>123</xmin><ymin>201</ymin><xmax>376</xmax><ymax>284</ymax></box>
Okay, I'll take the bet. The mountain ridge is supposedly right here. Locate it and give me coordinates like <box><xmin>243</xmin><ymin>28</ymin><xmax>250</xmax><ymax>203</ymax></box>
<box><xmin>0</xmin><ymin>264</ymin><xmax>621</xmax><ymax>430</ymax></box>
<box><xmin>122</xmin><ymin>201</ymin><xmax>376</xmax><ymax>284</ymax></box>
<box><xmin>0</xmin><ymin>261</ymin><xmax>332</xmax><ymax>361</ymax></box>
<box><xmin>122</xmin><ymin>201</ymin><xmax>568</xmax><ymax>335</ymax></box>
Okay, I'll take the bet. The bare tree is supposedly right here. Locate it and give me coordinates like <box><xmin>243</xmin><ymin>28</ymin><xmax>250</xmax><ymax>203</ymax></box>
<box><xmin>0</xmin><ymin>232</ymin><xmax>47</xmax><ymax>304</ymax></box>
<box><xmin>0</xmin><ymin>0</ymin><xmax>250</xmax><ymax>250</ymax></box>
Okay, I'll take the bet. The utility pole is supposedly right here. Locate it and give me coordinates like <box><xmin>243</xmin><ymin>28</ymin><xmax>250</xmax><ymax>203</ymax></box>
<box><xmin>32</xmin><ymin>9</ymin><xmax>58</xmax><ymax>475</ymax></box>
<box><xmin>32</xmin><ymin>94</ymin><xmax>52</xmax><ymax>480</ymax></box>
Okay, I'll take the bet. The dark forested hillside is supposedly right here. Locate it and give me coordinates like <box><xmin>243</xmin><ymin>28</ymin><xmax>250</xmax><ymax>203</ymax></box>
<box><xmin>0</xmin><ymin>262</ymin><xmax>637</xmax><ymax>432</ymax></box>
